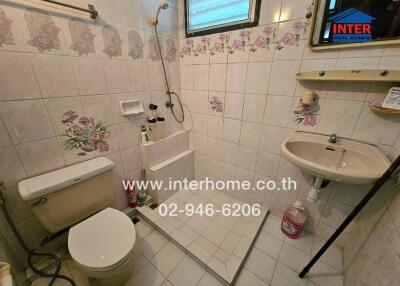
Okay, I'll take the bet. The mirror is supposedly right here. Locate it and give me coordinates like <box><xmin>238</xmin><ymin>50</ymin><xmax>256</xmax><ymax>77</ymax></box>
<box><xmin>310</xmin><ymin>0</ymin><xmax>400</xmax><ymax>50</ymax></box>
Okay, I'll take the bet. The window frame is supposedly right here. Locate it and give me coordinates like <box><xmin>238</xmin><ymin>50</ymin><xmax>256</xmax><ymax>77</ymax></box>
<box><xmin>184</xmin><ymin>0</ymin><xmax>262</xmax><ymax>38</ymax></box>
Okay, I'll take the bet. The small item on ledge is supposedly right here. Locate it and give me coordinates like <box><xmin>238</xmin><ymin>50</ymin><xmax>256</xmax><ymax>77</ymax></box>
<box><xmin>300</xmin><ymin>91</ymin><xmax>317</xmax><ymax>106</ymax></box>
<box><xmin>370</xmin><ymin>98</ymin><xmax>400</xmax><ymax>115</ymax></box>
<box><xmin>281</xmin><ymin>201</ymin><xmax>307</xmax><ymax>239</ymax></box>
<box><xmin>125</xmin><ymin>181</ymin><xmax>137</xmax><ymax>208</ymax></box>
<box><xmin>137</xmin><ymin>168</ymin><xmax>147</xmax><ymax>206</ymax></box>
<box><xmin>149</xmin><ymin>103</ymin><xmax>158</xmax><ymax>110</ymax></box>
<box><xmin>157</xmin><ymin>116</ymin><xmax>167</xmax><ymax>140</ymax></box>
<box><xmin>382</xmin><ymin>87</ymin><xmax>400</xmax><ymax>110</ymax></box>
<box><xmin>140</xmin><ymin>125</ymin><xmax>149</xmax><ymax>144</ymax></box>
<box><xmin>147</xmin><ymin>117</ymin><xmax>157</xmax><ymax>141</ymax></box>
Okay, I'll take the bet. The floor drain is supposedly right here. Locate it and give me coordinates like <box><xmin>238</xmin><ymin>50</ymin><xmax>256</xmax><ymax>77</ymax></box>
<box><xmin>132</xmin><ymin>217</ymin><xmax>141</xmax><ymax>224</ymax></box>
<box><xmin>149</xmin><ymin>203</ymin><xmax>158</xmax><ymax>210</ymax></box>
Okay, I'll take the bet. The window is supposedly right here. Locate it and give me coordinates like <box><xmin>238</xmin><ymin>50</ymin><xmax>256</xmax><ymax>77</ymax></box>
<box><xmin>185</xmin><ymin>0</ymin><xmax>261</xmax><ymax>37</ymax></box>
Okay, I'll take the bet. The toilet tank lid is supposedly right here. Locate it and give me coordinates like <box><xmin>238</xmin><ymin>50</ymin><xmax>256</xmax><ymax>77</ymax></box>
<box><xmin>18</xmin><ymin>157</ymin><xmax>114</xmax><ymax>201</ymax></box>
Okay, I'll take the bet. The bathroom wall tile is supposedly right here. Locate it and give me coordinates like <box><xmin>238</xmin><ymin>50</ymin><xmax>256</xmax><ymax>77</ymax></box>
<box><xmin>338</xmin><ymin>46</ymin><xmax>383</xmax><ymax>58</ymax></box>
<box><xmin>0</xmin><ymin>146</ymin><xmax>26</xmax><ymax>187</ymax></box>
<box><xmin>226</xmin><ymin>63</ymin><xmax>248</xmax><ymax>93</ymax></box>
<box><xmin>240</xmin><ymin>121</ymin><xmax>262</xmax><ymax>149</ymax></box>
<box><xmin>259</xmin><ymin>125</ymin><xmax>286</xmax><ymax>154</ymax></box>
<box><xmin>353</xmin><ymin>102</ymin><xmax>400</xmax><ymax>145</ymax></box>
<box><xmin>335</xmin><ymin>57</ymin><xmax>380</xmax><ymax>69</ymax></box>
<box><xmin>194</xmin><ymin>64</ymin><xmax>209</xmax><ymax>90</ymax></box>
<box><xmin>268</xmin><ymin>61</ymin><xmax>300</xmax><ymax>96</ymax></box>
<box><xmin>0</xmin><ymin>99</ymin><xmax>54</xmax><ymax>144</ymax></box>
<box><xmin>256</xmin><ymin>151</ymin><xmax>280</xmax><ymax>177</ymax></box>
<box><xmin>327</xmin><ymin>82</ymin><xmax>369</xmax><ymax>101</ymax></box>
<box><xmin>166</xmin><ymin>63</ymin><xmax>181</xmax><ymax>90</ymax></box>
<box><xmin>300</xmin><ymin>59</ymin><xmax>337</xmax><ymax>73</ymax></box>
<box><xmin>207</xmin><ymin>137</ymin><xmax>222</xmax><ymax>159</ymax></box>
<box><xmin>192</xmin><ymin>90</ymin><xmax>209</xmax><ymax>114</ymax></box>
<box><xmin>209</xmin><ymin>32</ymin><xmax>229</xmax><ymax>64</ymax></box>
<box><xmin>189</xmin><ymin>133</ymin><xmax>207</xmax><ymax>154</ymax></box>
<box><xmin>149</xmin><ymin>62</ymin><xmax>166</xmax><ymax>91</ymax></box>
<box><xmin>245</xmin><ymin>62</ymin><xmax>271</xmax><ymax>94</ymax></box>
<box><xmin>32</xmin><ymin>54</ymin><xmax>78</xmax><ymax>98</ymax></box>
<box><xmin>45</xmin><ymin>96</ymin><xmax>84</xmax><ymax>135</ymax></box>
<box><xmin>248</xmin><ymin>24</ymin><xmax>277</xmax><ymax>62</ymax></box>
<box><xmin>209</xmin><ymin>64</ymin><xmax>227</xmax><ymax>91</ymax></box>
<box><xmin>228</xmin><ymin>29</ymin><xmax>250</xmax><ymax>63</ymax></box>
<box><xmin>224</xmin><ymin>92</ymin><xmax>244</xmax><ymax>120</ymax></box>
<box><xmin>208</xmin><ymin>91</ymin><xmax>225</xmax><ymax>116</ymax></box>
<box><xmin>121</xmin><ymin>145</ymin><xmax>141</xmax><ymax>173</ymax></box>
<box><xmin>221</xmin><ymin>141</ymin><xmax>239</xmax><ymax>164</ymax></box>
<box><xmin>16</xmin><ymin>137</ymin><xmax>65</xmax><ymax>176</ymax></box>
<box><xmin>0</xmin><ymin>52</ymin><xmax>40</xmax><ymax>100</ymax></box>
<box><xmin>273</xmin><ymin>20</ymin><xmax>307</xmax><ymax>61</ymax></box>
<box><xmin>242</xmin><ymin>93</ymin><xmax>267</xmax><ymax>123</ymax></box>
<box><xmin>81</xmin><ymin>95</ymin><xmax>114</xmax><ymax>125</ymax></box>
<box><xmin>192</xmin><ymin>36</ymin><xmax>210</xmax><ymax>65</ymax></box>
<box><xmin>192</xmin><ymin>113</ymin><xmax>207</xmax><ymax>135</ymax></box>
<box><xmin>71</xmin><ymin>57</ymin><xmax>107</xmax><ymax>95</ymax></box>
<box><xmin>222</xmin><ymin>118</ymin><xmax>241</xmax><ymax>143</ymax></box>
<box><xmin>237</xmin><ymin>146</ymin><xmax>258</xmax><ymax>171</ymax></box>
<box><xmin>263</xmin><ymin>95</ymin><xmax>292</xmax><ymax>127</ymax></box>
<box><xmin>206</xmin><ymin>157</ymin><xmax>221</xmax><ymax>178</ymax></box>
<box><xmin>259</xmin><ymin>0</ymin><xmax>282</xmax><ymax>25</ymax></box>
<box><xmin>180</xmin><ymin>64</ymin><xmax>194</xmax><ymax>89</ymax></box>
<box><xmin>220</xmin><ymin>162</ymin><xmax>237</xmax><ymax>181</ymax></box>
<box><xmin>194</xmin><ymin>152</ymin><xmax>207</xmax><ymax>179</ymax></box>
<box><xmin>116</xmin><ymin>121</ymin><xmax>139</xmax><ymax>150</ymax></box>
<box><xmin>103</xmin><ymin>60</ymin><xmax>131</xmax><ymax>94</ymax></box>
<box><xmin>207</xmin><ymin>115</ymin><xmax>223</xmax><ymax>139</ymax></box>
<box><xmin>0</xmin><ymin>120</ymin><xmax>12</xmax><ymax>148</ymax></box>
<box><xmin>318</xmin><ymin>100</ymin><xmax>364</xmax><ymax>137</ymax></box>
<box><xmin>280</xmin><ymin>0</ymin><xmax>312</xmax><ymax>21</ymax></box>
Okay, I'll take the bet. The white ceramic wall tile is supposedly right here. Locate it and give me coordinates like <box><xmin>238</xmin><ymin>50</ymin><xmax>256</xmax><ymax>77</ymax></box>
<box><xmin>0</xmin><ymin>99</ymin><xmax>55</xmax><ymax>144</ymax></box>
<box><xmin>245</xmin><ymin>62</ymin><xmax>272</xmax><ymax>94</ymax></box>
<box><xmin>242</xmin><ymin>93</ymin><xmax>267</xmax><ymax>123</ymax></box>
<box><xmin>226</xmin><ymin>63</ymin><xmax>248</xmax><ymax>93</ymax></box>
<box><xmin>0</xmin><ymin>52</ymin><xmax>40</xmax><ymax>100</ymax></box>
<box><xmin>31</xmin><ymin>54</ymin><xmax>78</xmax><ymax>98</ymax></box>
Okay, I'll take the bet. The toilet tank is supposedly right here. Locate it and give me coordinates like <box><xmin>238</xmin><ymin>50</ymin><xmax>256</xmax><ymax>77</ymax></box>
<box><xmin>18</xmin><ymin>157</ymin><xmax>115</xmax><ymax>233</ymax></box>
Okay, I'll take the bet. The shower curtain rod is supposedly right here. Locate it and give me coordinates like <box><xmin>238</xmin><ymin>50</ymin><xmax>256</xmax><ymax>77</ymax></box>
<box><xmin>38</xmin><ymin>0</ymin><xmax>98</xmax><ymax>19</ymax></box>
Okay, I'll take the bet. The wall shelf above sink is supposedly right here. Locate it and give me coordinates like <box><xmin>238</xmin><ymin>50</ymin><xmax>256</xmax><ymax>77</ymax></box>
<box><xmin>296</xmin><ymin>69</ymin><xmax>400</xmax><ymax>82</ymax></box>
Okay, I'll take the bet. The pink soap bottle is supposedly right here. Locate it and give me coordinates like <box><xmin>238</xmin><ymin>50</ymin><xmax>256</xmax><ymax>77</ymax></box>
<box><xmin>281</xmin><ymin>201</ymin><xmax>307</xmax><ymax>239</ymax></box>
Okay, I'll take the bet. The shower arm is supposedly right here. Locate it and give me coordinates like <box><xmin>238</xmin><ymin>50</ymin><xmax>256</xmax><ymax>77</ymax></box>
<box><xmin>299</xmin><ymin>154</ymin><xmax>400</xmax><ymax>278</ymax></box>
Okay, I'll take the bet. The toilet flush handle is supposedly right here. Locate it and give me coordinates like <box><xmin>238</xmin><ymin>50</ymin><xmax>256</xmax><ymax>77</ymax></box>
<box><xmin>31</xmin><ymin>197</ymin><xmax>48</xmax><ymax>207</ymax></box>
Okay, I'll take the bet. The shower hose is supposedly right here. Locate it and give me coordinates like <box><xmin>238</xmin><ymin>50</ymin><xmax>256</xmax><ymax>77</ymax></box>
<box><xmin>0</xmin><ymin>186</ymin><xmax>75</xmax><ymax>286</ymax></box>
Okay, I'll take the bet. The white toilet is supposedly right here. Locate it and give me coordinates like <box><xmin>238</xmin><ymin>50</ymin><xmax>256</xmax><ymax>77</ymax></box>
<box><xmin>18</xmin><ymin>157</ymin><xmax>136</xmax><ymax>286</ymax></box>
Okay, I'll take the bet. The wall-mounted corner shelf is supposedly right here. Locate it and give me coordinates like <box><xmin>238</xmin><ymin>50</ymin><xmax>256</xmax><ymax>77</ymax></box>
<box><xmin>296</xmin><ymin>69</ymin><xmax>400</xmax><ymax>82</ymax></box>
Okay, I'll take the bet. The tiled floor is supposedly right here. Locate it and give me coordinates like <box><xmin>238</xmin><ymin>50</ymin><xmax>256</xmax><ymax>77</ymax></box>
<box><xmin>31</xmin><ymin>215</ymin><xmax>344</xmax><ymax>286</ymax></box>
<box><xmin>137</xmin><ymin>189</ymin><xmax>269</xmax><ymax>284</ymax></box>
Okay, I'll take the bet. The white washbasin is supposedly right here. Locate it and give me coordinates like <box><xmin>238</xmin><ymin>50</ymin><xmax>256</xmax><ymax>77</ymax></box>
<box><xmin>281</xmin><ymin>132</ymin><xmax>391</xmax><ymax>184</ymax></box>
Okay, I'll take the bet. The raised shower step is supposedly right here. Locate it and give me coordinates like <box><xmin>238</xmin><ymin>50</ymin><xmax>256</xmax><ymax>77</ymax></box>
<box><xmin>136</xmin><ymin>189</ymin><xmax>269</xmax><ymax>285</ymax></box>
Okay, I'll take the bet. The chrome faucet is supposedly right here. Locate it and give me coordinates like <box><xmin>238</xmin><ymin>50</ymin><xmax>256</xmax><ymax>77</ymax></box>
<box><xmin>329</xmin><ymin>133</ymin><xmax>337</xmax><ymax>144</ymax></box>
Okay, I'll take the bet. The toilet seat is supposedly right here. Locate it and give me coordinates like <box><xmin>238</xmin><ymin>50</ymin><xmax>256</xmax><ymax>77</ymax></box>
<box><xmin>68</xmin><ymin>208</ymin><xmax>136</xmax><ymax>272</ymax></box>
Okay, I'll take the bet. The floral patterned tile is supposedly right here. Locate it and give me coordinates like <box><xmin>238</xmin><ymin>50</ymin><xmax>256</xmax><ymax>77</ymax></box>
<box><xmin>101</xmin><ymin>23</ymin><xmax>123</xmax><ymax>58</ymax></box>
<box><xmin>209</xmin><ymin>32</ymin><xmax>229</xmax><ymax>64</ymax></box>
<box><xmin>288</xmin><ymin>96</ymin><xmax>325</xmax><ymax>131</ymax></box>
<box><xmin>228</xmin><ymin>29</ymin><xmax>251</xmax><ymax>63</ymax></box>
<box><xmin>193</xmin><ymin>35</ymin><xmax>210</xmax><ymax>64</ymax></box>
<box><xmin>248</xmin><ymin>24</ymin><xmax>277</xmax><ymax>62</ymax></box>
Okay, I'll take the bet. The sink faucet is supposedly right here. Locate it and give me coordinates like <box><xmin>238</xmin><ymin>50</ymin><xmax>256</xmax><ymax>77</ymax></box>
<box><xmin>329</xmin><ymin>133</ymin><xmax>337</xmax><ymax>144</ymax></box>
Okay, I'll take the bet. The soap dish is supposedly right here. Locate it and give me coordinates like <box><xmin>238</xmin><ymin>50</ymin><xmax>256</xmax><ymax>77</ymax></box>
<box><xmin>120</xmin><ymin>100</ymin><xmax>145</xmax><ymax>116</ymax></box>
<box><xmin>369</xmin><ymin>99</ymin><xmax>400</xmax><ymax>115</ymax></box>
<box><xmin>299</xmin><ymin>99</ymin><xmax>317</xmax><ymax>106</ymax></box>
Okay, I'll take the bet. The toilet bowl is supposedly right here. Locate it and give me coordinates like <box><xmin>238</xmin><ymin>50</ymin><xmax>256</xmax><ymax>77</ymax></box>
<box><xmin>68</xmin><ymin>208</ymin><xmax>136</xmax><ymax>286</ymax></box>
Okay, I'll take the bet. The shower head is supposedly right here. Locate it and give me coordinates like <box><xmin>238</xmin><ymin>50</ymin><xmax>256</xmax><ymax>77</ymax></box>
<box><xmin>160</xmin><ymin>0</ymin><xmax>170</xmax><ymax>10</ymax></box>
<box><xmin>149</xmin><ymin>0</ymin><xmax>170</xmax><ymax>25</ymax></box>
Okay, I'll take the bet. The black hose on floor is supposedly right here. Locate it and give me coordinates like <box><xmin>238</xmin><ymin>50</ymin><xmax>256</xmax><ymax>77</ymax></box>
<box><xmin>0</xmin><ymin>185</ymin><xmax>75</xmax><ymax>286</ymax></box>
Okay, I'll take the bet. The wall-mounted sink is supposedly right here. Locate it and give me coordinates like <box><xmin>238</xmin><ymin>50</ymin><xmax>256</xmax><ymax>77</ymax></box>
<box><xmin>281</xmin><ymin>132</ymin><xmax>391</xmax><ymax>185</ymax></box>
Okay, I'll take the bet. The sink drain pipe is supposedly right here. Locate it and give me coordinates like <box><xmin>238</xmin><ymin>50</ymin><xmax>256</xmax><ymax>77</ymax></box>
<box><xmin>299</xmin><ymin>155</ymin><xmax>400</xmax><ymax>278</ymax></box>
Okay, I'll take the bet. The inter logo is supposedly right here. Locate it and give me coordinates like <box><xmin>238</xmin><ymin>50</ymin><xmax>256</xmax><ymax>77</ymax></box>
<box><xmin>328</xmin><ymin>8</ymin><xmax>376</xmax><ymax>43</ymax></box>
